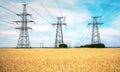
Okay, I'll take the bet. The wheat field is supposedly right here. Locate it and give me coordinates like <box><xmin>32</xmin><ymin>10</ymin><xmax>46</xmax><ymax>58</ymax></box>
<box><xmin>0</xmin><ymin>48</ymin><xmax>120</xmax><ymax>72</ymax></box>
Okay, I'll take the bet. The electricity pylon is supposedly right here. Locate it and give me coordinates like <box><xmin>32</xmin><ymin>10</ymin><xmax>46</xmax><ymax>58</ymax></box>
<box><xmin>52</xmin><ymin>17</ymin><xmax>66</xmax><ymax>47</ymax></box>
<box><xmin>88</xmin><ymin>16</ymin><xmax>103</xmax><ymax>44</ymax></box>
<box><xmin>15</xmin><ymin>4</ymin><xmax>34</xmax><ymax>48</ymax></box>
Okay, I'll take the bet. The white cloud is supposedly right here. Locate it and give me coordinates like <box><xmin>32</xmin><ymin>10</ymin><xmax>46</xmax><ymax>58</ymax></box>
<box><xmin>0</xmin><ymin>30</ymin><xmax>18</xmax><ymax>35</ymax></box>
<box><xmin>100</xmin><ymin>28</ymin><xmax>120</xmax><ymax>47</ymax></box>
<box><xmin>27</xmin><ymin>0</ymin><xmax>91</xmax><ymax>24</ymax></box>
<box><xmin>31</xmin><ymin>36</ymin><xmax>53</xmax><ymax>41</ymax></box>
<box><xmin>111</xmin><ymin>14</ymin><xmax>120</xmax><ymax>29</ymax></box>
<box><xmin>100</xmin><ymin>28</ymin><xmax>120</xmax><ymax>41</ymax></box>
<box><xmin>31</xmin><ymin>24</ymin><xmax>52</xmax><ymax>32</ymax></box>
<box><xmin>62</xmin><ymin>0</ymin><xmax>76</xmax><ymax>5</ymax></box>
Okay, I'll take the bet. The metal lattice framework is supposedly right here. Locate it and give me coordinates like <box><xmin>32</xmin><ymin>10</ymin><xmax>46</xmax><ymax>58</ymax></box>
<box><xmin>52</xmin><ymin>17</ymin><xmax>66</xmax><ymax>47</ymax></box>
<box><xmin>88</xmin><ymin>16</ymin><xmax>103</xmax><ymax>44</ymax></box>
<box><xmin>15</xmin><ymin>4</ymin><xmax>34</xmax><ymax>48</ymax></box>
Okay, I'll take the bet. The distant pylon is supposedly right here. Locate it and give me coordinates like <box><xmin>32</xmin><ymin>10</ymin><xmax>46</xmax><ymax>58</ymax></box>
<box><xmin>88</xmin><ymin>16</ymin><xmax>103</xmax><ymax>44</ymax></box>
<box><xmin>52</xmin><ymin>17</ymin><xmax>66</xmax><ymax>47</ymax></box>
<box><xmin>14</xmin><ymin>4</ymin><xmax>34</xmax><ymax>48</ymax></box>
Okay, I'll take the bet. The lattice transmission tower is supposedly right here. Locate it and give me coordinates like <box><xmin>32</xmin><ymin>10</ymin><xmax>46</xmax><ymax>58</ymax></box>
<box><xmin>15</xmin><ymin>4</ymin><xmax>34</xmax><ymax>48</ymax></box>
<box><xmin>88</xmin><ymin>16</ymin><xmax>103</xmax><ymax>44</ymax></box>
<box><xmin>52</xmin><ymin>17</ymin><xmax>66</xmax><ymax>47</ymax></box>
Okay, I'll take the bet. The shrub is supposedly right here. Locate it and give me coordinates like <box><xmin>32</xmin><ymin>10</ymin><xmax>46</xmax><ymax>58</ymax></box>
<box><xmin>89</xmin><ymin>43</ymin><xmax>105</xmax><ymax>48</ymax></box>
<box><xmin>59</xmin><ymin>44</ymin><xmax>68</xmax><ymax>48</ymax></box>
<box><xmin>80</xmin><ymin>43</ymin><xmax>105</xmax><ymax>48</ymax></box>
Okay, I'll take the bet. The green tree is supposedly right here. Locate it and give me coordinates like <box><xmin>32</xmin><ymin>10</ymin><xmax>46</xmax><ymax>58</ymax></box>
<box><xmin>59</xmin><ymin>44</ymin><xmax>68</xmax><ymax>48</ymax></box>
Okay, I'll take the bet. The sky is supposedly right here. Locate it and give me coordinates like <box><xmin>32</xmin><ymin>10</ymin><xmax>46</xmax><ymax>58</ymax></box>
<box><xmin>0</xmin><ymin>0</ymin><xmax>120</xmax><ymax>47</ymax></box>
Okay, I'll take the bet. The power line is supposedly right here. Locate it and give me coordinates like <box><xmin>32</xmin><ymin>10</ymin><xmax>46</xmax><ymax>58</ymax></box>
<box><xmin>102</xmin><ymin>6</ymin><xmax>120</xmax><ymax>23</ymax></box>
<box><xmin>20</xmin><ymin>0</ymin><xmax>56</xmax><ymax>24</ymax></box>
<box><xmin>54</xmin><ymin>0</ymin><xmax>63</xmax><ymax>16</ymax></box>
<box><xmin>0</xmin><ymin>19</ymin><xmax>13</xmax><ymax>24</ymax></box>
<box><xmin>28</xmin><ymin>6</ymin><xmax>52</xmax><ymax>24</ymax></box>
<box><xmin>0</xmin><ymin>16</ymin><xmax>13</xmax><ymax>22</ymax></box>
<box><xmin>39</xmin><ymin>0</ymin><xmax>56</xmax><ymax>22</ymax></box>
<box><xmin>0</xmin><ymin>5</ymin><xmax>17</xmax><ymax>14</ymax></box>
<box><xmin>97</xmin><ymin>0</ymin><xmax>120</xmax><ymax>24</ymax></box>
<box><xmin>20</xmin><ymin>0</ymin><xmax>26</xmax><ymax>3</ymax></box>
<box><xmin>2</xmin><ymin>0</ymin><xmax>21</xmax><ymax>11</ymax></box>
<box><xmin>98</xmin><ymin>0</ymin><xmax>113</xmax><ymax>16</ymax></box>
<box><xmin>0</xmin><ymin>1</ymin><xmax>22</xmax><ymax>21</ymax></box>
<box><xmin>19</xmin><ymin>0</ymin><xmax>52</xmax><ymax>24</ymax></box>
<box><xmin>0</xmin><ymin>19</ymin><xmax>15</xmax><ymax>27</ymax></box>
<box><xmin>104</xmin><ymin>7</ymin><xmax>120</xmax><ymax>18</ymax></box>
<box><xmin>30</xmin><ymin>16</ymin><xmax>37</xmax><ymax>24</ymax></box>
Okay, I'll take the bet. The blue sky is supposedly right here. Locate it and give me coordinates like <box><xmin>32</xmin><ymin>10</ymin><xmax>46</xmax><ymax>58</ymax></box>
<box><xmin>0</xmin><ymin>0</ymin><xmax>120</xmax><ymax>47</ymax></box>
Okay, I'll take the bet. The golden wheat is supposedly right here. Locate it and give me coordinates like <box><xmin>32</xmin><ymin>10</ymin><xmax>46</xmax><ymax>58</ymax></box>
<box><xmin>0</xmin><ymin>48</ymin><xmax>120</xmax><ymax>72</ymax></box>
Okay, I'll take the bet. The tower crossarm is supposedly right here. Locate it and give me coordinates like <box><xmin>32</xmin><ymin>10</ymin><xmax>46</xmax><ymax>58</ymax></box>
<box><xmin>52</xmin><ymin>23</ymin><xmax>66</xmax><ymax>26</ymax></box>
<box><xmin>16</xmin><ymin>27</ymin><xmax>32</xmax><ymax>30</ymax></box>
<box><xmin>13</xmin><ymin>20</ymin><xmax>34</xmax><ymax>23</ymax></box>
<box><xmin>17</xmin><ymin>14</ymin><xmax>31</xmax><ymax>16</ymax></box>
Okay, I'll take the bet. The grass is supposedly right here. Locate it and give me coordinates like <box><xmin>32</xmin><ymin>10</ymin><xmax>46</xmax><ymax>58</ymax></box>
<box><xmin>0</xmin><ymin>48</ymin><xmax>120</xmax><ymax>72</ymax></box>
